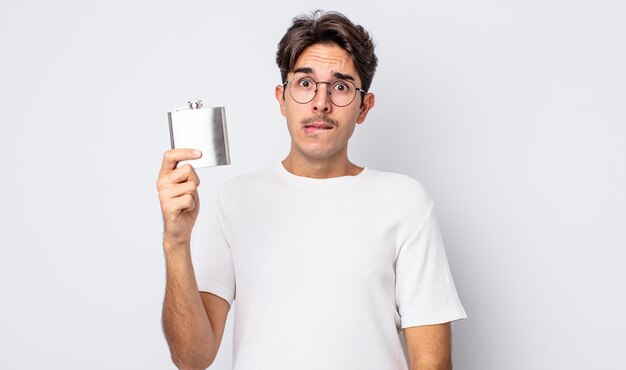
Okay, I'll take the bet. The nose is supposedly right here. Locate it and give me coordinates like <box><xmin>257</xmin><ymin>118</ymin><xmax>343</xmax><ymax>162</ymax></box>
<box><xmin>312</xmin><ymin>82</ymin><xmax>332</xmax><ymax>113</ymax></box>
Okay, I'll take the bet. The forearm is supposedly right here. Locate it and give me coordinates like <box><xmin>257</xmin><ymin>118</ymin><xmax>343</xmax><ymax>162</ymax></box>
<box><xmin>162</xmin><ymin>241</ymin><xmax>215</xmax><ymax>370</ymax></box>
<box><xmin>405</xmin><ymin>323</ymin><xmax>453</xmax><ymax>370</ymax></box>
<box><xmin>411</xmin><ymin>357</ymin><xmax>452</xmax><ymax>370</ymax></box>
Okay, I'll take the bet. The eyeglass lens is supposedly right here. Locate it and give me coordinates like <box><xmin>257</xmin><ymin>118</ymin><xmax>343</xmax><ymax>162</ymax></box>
<box><xmin>288</xmin><ymin>74</ymin><xmax>358</xmax><ymax>107</ymax></box>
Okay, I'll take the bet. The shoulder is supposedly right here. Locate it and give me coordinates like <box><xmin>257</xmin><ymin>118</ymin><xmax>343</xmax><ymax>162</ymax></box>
<box><xmin>366</xmin><ymin>169</ymin><xmax>438</xmax><ymax>240</ymax></box>
<box><xmin>366</xmin><ymin>168</ymin><xmax>433</xmax><ymax>208</ymax></box>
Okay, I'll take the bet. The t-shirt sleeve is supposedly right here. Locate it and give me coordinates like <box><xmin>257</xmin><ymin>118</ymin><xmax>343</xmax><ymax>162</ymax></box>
<box><xmin>190</xmin><ymin>186</ymin><xmax>236</xmax><ymax>306</ymax></box>
<box><xmin>395</xmin><ymin>202</ymin><xmax>467</xmax><ymax>328</ymax></box>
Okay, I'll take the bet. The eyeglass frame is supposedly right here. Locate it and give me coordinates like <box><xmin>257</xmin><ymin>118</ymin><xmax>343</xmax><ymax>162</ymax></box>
<box><xmin>282</xmin><ymin>76</ymin><xmax>367</xmax><ymax>107</ymax></box>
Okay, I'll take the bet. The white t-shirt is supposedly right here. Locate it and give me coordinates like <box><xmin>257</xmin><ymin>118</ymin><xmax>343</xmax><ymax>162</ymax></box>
<box><xmin>191</xmin><ymin>163</ymin><xmax>467</xmax><ymax>370</ymax></box>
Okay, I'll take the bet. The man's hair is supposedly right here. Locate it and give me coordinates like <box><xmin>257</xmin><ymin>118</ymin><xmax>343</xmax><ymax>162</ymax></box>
<box><xmin>276</xmin><ymin>10</ymin><xmax>378</xmax><ymax>93</ymax></box>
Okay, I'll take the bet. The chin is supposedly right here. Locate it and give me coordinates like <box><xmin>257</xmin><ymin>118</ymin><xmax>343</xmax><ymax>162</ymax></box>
<box><xmin>296</xmin><ymin>143</ymin><xmax>343</xmax><ymax>161</ymax></box>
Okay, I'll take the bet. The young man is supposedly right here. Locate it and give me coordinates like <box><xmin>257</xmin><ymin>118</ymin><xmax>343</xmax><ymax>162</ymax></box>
<box><xmin>157</xmin><ymin>11</ymin><xmax>466</xmax><ymax>370</ymax></box>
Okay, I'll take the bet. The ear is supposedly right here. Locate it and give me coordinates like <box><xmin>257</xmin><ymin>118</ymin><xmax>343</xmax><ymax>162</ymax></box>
<box><xmin>356</xmin><ymin>92</ymin><xmax>375</xmax><ymax>124</ymax></box>
<box><xmin>275</xmin><ymin>84</ymin><xmax>287</xmax><ymax>117</ymax></box>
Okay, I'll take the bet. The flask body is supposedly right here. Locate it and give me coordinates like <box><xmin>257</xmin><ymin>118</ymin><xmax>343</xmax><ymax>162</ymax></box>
<box><xmin>168</xmin><ymin>104</ymin><xmax>230</xmax><ymax>169</ymax></box>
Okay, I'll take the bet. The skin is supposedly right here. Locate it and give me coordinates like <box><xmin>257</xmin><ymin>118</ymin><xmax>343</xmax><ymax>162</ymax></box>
<box><xmin>275</xmin><ymin>43</ymin><xmax>375</xmax><ymax>178</ymax></box>
<box><xmin>405</xmin><ymin>323</ymin><xmax>453</xmax><ymax>370</ymax></box>
<box><xmin>158</xmin><ymin>42</ymin><xmax>453</xmax><ymax>370</ymax></box>
<box><xmin>157</xmin><ymin>150</ymin><xmax>231</xmax><ymax>369</ymax></box>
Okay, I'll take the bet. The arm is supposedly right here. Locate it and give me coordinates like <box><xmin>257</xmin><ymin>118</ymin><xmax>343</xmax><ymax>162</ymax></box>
<box><xmin>403</xmin><ymin>323</ymin><xmax>452</xmax><ymax>370</ymax></box>
<box><xmin>158</xmin><ymin>149</ymin><xmax>230</xmax><ymax>369</ymax></box>
<box><xmin>162</xmin><ymin>243</ymin><xmax>230</xmax><ymax>369</ymax></box>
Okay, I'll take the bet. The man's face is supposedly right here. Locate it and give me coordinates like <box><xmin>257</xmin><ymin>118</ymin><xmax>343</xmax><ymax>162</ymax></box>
<box><xmin>275</xmin><ymin>43</ymin><xmax>375</xmax><ymax>162</ymax></box>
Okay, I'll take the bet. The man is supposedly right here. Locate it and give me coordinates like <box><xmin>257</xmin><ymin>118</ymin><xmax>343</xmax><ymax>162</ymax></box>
<box><xmin>157</xmin><ymin>10</ymin><xmax>466</xmax><ymax>370</ymax></box>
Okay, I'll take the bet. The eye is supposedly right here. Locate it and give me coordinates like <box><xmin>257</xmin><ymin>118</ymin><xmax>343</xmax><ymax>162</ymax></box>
<box><xmin>332</xmin><ymin>81</ymin><xmax>352</xmax><ymax>93</ymax></box>
<box><xmin>297</xmin><ymin>78</ymin><xmax>314</xmax><ymax>89</ymax></box>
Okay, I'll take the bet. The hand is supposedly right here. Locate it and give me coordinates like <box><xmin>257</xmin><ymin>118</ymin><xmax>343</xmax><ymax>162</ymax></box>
<box><xmin>157</xmin><ymin>149</ymin><xmax>203</xmax><ymax>247</ymax></box>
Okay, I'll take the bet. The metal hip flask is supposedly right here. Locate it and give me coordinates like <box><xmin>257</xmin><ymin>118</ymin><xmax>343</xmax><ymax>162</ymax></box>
<box><xmin>167</xmin><ymin>100</ymin><xmax>231</xmax><ymax>169</ymax></box>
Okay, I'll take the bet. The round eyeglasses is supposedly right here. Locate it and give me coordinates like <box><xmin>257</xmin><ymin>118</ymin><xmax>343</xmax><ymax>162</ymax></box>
<box><xmin>283</xmin><ymin>74</ymin><xmax>366</xmax><ymax>107</ymax></box>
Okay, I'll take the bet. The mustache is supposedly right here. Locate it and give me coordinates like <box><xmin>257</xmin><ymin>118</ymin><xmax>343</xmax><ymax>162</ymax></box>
<box><xmin>301</xmin><ymin>115</ymin><xmax>338</xmax><ymax>127</ymax></box>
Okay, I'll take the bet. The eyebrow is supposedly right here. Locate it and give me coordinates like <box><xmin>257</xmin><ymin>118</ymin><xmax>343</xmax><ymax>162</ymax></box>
<box><xmin>292</xmin><ymin>67</ymin><xmax>356</xmax><ymax>82</ymax></box>
<box><xmin>332</xmin><ymin>72</ymin><xmax>355</xmax><ymax>82</ymax></box>
<box><xmin>293</xmin><ymin>67</ymin><xmax>313</xmax><ymax>74</ymax></box>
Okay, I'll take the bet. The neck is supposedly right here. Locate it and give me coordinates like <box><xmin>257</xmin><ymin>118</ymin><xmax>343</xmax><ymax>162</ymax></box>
<box><xmin>282</xmin><ymin>151</ymin><xmax>363</xmax><ymax>179</ymax></box>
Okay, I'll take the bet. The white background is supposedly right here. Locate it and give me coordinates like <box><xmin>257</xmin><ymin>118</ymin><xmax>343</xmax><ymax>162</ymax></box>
<box><xmin>1</xmin><ymin>1</ymin><xmax>624</xmax><ymax>369</ymax></box>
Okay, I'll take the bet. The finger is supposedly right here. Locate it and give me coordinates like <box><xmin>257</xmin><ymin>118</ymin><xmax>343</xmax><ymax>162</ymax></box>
<box><xmin>160</xmin><ymin>181</ymin><xmax>198</xmax><ymax>200</ymax></box>
<box><xmin>174</xmin><ymin>164</ymin><xmax>200</xmax><ymax>186</ymax></box>
<box><xmin>163</xmin><ymin>194</ymin><xmax>196</xmax><ymax>217</ymax></box>
<box><xmin>159</xmin><ymin>149</ymin><xmax>202</xmax><ymax>174</ymax></box>
<box><xmin>169</xmin><ymin>163</ymin><xmax>201</xmax><ymax>186</ymax></box>
<box><xmin>157</xmin><ymin>163</ymin><xmax>201</xmax><ymax>190</ymax></box>
<box><xmin>191</xmin><ymin>189</ymin><xmax>199</xmax><ymax>207</ymax></box>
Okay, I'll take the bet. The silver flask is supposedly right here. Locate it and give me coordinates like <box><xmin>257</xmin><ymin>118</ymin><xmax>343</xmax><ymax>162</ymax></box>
<box><xmin>167</xmin><ymin>100</ymin><xmax>231</xmax><ymax>169</ymax></box>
